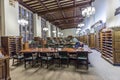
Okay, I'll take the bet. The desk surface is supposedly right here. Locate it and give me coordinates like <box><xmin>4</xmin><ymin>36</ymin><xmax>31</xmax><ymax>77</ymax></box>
<box><xmin>20</xmin><ymin>45</ymin><xmax>92</xmax><ymax>53</ymax></box>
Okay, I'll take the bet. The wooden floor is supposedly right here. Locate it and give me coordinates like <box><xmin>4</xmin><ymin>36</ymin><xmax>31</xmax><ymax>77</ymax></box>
<box><xmin>10</xmin><ymin>50</ymin><xmax>120</xmax><ymax>80</ymax></box>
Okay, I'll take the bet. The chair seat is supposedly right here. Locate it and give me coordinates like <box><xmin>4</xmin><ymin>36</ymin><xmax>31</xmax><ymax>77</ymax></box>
<box><xmin>41</xmin><ymin>57</ymin><xmax>52</xmax><ymax>60</ymax></box>
<box><xmin>25</xmin><ymin>57</ymin><xmax>36</xmax><ymax>61</ymax></box>
<box><xmin>60</xmin><ymin>56</ymin><xmax>68</xmax><ymax>59</ymax></box>
<box><xmin>77</xmin><ymin>57</ymin><xmax>87</xmax><ymax>60</ymax></box>
<box><xmin>13</xmin><ymin>55</ymin><xmax>24</xmax><ymax>59</ymax></box>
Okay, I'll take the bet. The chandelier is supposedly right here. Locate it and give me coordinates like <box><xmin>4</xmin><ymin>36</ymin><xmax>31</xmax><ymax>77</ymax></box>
<box><xmin>82</xmin><ymin>6</ymin><xmax>95</xmax><ymax>17</ymax></box>
<box><xmin>18</xmin><ymin>19</ymin><xmax>28</xmax><ymax>26</ymax></box>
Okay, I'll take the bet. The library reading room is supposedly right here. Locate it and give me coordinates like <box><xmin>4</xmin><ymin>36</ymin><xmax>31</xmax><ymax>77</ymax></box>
<box><xmin>0</xmin><ymin>0</ymin><xmax>120</xmax><ymax>80</ymax></box>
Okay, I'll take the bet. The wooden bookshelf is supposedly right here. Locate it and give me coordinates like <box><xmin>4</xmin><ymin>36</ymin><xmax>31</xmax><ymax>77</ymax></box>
<box><xmin>88</xmin><ymin>33</ymin><xmax>95</xmax><ymax>48</ymax></box>
<box><xmin>97</xmin><ymin>32</ymin><xmax>102</xmax><ymax>51</ymax></box>
<box><xmin>79</xmin><ymin>36</ymin><xmax>84</xmax><ymax>42</ymax></box>
<box><xmin>101</xmin><ymin>28</ymin><xmax>120</xmax><ymax>65</ymax></box>
<box><xmin>1</xmin><ymin>36</ymin><xmax>22</xmax><ymax>56</ymax></box>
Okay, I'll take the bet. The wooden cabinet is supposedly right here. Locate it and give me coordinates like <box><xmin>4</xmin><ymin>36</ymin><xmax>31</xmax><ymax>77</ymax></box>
<box><xmin>98</xmin><ymin>32</ymin><xmax>102</xmax><ymax>51</ymax></box>
<box><xmin>88</xmin><ymin>33</ymin><xmax>95</xmax><ymax>48</ymax></box>
<box><xmin>0</xmin><ymin>57</ymin><xmax>10</xmax><ymax>80</ymax></box>
<box><xmin>101</xmin><ymin>28</ymin><xmax>120</xmax><ymax>65</ymax></box>
<box><xmin>95</xmin><ymin>32</ymin><xmax>102</xmax><ymax>52</ymax></box>
<box><xmin>1</xmin><ymin>36</ymin><xmax>22</xmax><ymax>56</ymax></box>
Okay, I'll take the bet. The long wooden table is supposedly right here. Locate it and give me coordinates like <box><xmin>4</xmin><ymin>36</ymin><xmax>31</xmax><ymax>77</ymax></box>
<box><xmin>20</xmin><ymin>46</ymin><xmax>92</xmax><ymax>53</ymax></box>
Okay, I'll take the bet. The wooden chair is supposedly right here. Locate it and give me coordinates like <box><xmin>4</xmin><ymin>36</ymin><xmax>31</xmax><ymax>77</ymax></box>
<box><xmin>58</xmin><ymin>51</ymin><xmax>69</xmax><ymax>67</ymax></box>
<box><xmin>40</xmin><ymin>52</ymin><xmax>53</xmax><ymax>68</ymax></box>
<box><xmin>11</xmin><ymin>52</ymin><xmax>24</xmax><ymax>65</ymax></box>
<box><xmin>76</xmin><ymin>51</ymin><xmax>89</xmax><ymax>70</ymax></box>
<box><xmin>23</xmin><ymin>52</ymin><xmax>37</xmax><ymax>68</ymax></box>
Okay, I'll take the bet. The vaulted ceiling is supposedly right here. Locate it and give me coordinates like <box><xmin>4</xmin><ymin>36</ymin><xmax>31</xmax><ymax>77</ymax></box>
<box><xmin>18</xmin><ymin>0</ymin><xmax>95</xmax><ymax>29</ymax></box>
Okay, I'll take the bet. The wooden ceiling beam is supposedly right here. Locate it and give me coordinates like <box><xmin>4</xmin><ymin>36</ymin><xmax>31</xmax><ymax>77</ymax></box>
<box><xmin>50</xmin><ymin>15</ymin><xmax>83</xmax><ymax>22</ymax></box>
<box><xmin>22</xmin><ymin>0</ymin><xmax>33</xmax><ymax>3</ymax></box>
<box><xmin>60</xmin><ymin>25</ymin><xmax>78</xmax><ymax>29</ymax></box>
<box><xmin>26</xmin><ymin>2</ymin><xmax>38</xmax><ymax>5</ymax></box>
<box><xmin>18</xmin><ymin>0</ymin><xmax>36</xmax><ymax>12</ymax></box>
<box><xmin>56</xmin><ymin>0</ymin><xmax>67</xmax><ymax>23</ymax></box>
<box><xmin>37</xmin><ymin>0</ymin><xmax>55</xmax><ymax>20</ymax></box>
<box><xmin>58</xmin><ymin>23</ymin><xmax>78</xmax><ymax>26</ymax></box>
<box><xmin>38</xmin><ymin>1</ymin><xmax>91</xmax><ymax>15</ymax></box>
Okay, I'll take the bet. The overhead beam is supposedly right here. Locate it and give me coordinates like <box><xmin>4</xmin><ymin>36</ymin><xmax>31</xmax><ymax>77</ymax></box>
<box><xmin>37</xmin><ymin>0</ymin><xmax>54</xmax><ymax>20</ymax></box>
<box><xmin>50</xmin><ymin>15</ymin><xmax>83</xmax><ymax>22</ymax></box>
<box><xmin>22</xmin><ymin>0</ymin><xmax>33</xmax><ymax>3</ymax></box>
<box><xmin>25</xmin><ymin>2</ymin><xmax>38</xmax><ymax>6</ymax></box>
<box><xmin>60</xmin><ymin>25</ymin><xmax>78</xmax><ymax>29</ymax></box>
<box><xmin>38</xmin><ymin>0</ymin><xmax>91</xmax><ymax>15</ymax></box>
<box><xmin>18</xmin><ymin>0</ymin><xmax>36</xmax><ymax>13</ymax></box>
<box><xmin>56</xmin><ymin>0</ymin><xmax>67</xmax><ymax>23</ymax></box>
<box><xmin>58</xmin><ymin>23</ymin><xmax>78</xmax><ymax>26</ymax></box>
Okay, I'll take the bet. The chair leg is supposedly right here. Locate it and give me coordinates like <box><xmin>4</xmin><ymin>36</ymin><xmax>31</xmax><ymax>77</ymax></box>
<box><xmin>60</xmin><ymin>59</ymin><xmax>62</xmax><ymax>67</ymax></box>
<box><xmin>24</xmin><ymin>61</ymin><xmax>26</xmax><ymax>68</ymax></box>
<box><xmin>76</xmin><ymin>60</ymin><xmax>79</xmax><ymax>68</ymax></box>
<box><xmin>47</xmin><ymin>60</ymin><xmax>48</xmax><ymax>68</ymax></box>
<box><xmin>32</xmin><ymin>61</ymin><xmax>34</xmax><ymax>67</ymax></box>
<box><xmin>12</xmin><ymin>58</ymin><xmax>14</xmax><ymax>65</ymax></box>
<box><xmin>41</xmin><ymin>60</ymin><xmax>42</xmax><ymax>67</ymax></box>
<box><xmin>67</xmin><ymin>59</ymin><xmax>69</xmax><ymax>67</ymax></box>
<box><xmin>59</xmin><ymin>59</ymin><xmax>61</xmax><ymax>67</ymax></box>
<box><xmin>86</xmin><ymin>61</ymin><xmax>88</xmax><ymax>70</ymax></box>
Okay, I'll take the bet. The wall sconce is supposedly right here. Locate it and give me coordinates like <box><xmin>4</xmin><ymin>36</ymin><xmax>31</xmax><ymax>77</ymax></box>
<box><xmin>43</xmin><ymin>27</ymin><xmax>48</xmax><ymax>31</ymax></box>
<box><xmin>52</xmin><ymin>31</ymin><xmax>56</xmax><ymax>33</ymax></box>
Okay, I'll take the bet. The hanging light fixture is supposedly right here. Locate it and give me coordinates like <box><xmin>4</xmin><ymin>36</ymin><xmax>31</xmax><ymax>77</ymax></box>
<box><xmin>82</xmin><ymin>6</ymin><xmax>95</xmax><ymax>17</ymax></box>
<box><xmin>78</xmin><ymin>23</ymin><xmax>85</xmax><ymax>27</ymax></box>
<box><xmin>18</xmin><ymin>19</ymin><xmax>28</xmax><ymax>26</ymax></box>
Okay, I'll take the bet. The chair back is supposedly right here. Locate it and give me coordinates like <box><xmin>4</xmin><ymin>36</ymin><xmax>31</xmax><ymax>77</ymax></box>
<box><xmin>58</xmin><ymin>51</ymin><xmax>68</xmax><ymax>57</ymax></box>
<box><xmin>23</xmin><ymin>52</ymin><xmax>33</xmax><ymax>58</ymax></box>
<box><xmin>77</xmin><ymin>51</ymin><xmax>88</xmax><ymax>58</ymax></box>
<box><xmin>40</xmin><ymin>52</ymin><xmax>47</xmax><ymax>57</ymax></box>
<box><xmin>11</xmin><ymin>52</ymin><xmax>17</xmax><ymax>57</ymax></box>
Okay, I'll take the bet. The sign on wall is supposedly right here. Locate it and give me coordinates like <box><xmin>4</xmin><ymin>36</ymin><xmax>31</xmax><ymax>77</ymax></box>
<box><xmin>115</xmin><ymin>7</ymin><xmax>120</xmax><ymax>16</ymax></box>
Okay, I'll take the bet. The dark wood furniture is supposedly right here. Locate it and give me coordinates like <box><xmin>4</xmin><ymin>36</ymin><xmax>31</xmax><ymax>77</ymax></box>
<box><xmin>76</xmin><ymin>51</ymin><xmax>88</xmax><ymax>70</ymax></box>
<box><xmin>1</xmin><ymin>36</ymin><xmax>22</xmax><ymax>56</ymax></box>
<box><xmin>101</xmin><ymin>28</ymin><xmax>120</xmax><ymax>65</ymax></box>
<box><xmin>58</xmin><ymin>51</ymin><xmax>69</xmax><ymax>67</ymax></box>
<box><xmin>20</xmin><ymin>47</ymin><xmax>91</xmax><ymax>69</ymax></box>
<box><xmin>88</xmin><ymin>33</ymin><xmax>95</xmax><ymax>48</ymax></box>
<box><xmin>0</xmin><ymin>57</ymin><xmax>11</xmax><ymax>80</ymax></box>
<box><xmin>11</xmin><ymin>52</ymin><xmax>24</xmax><ymax>65</ymax></box>
<box><xmin>23</xmin><ymin>52</ymin><xmax>37</xmax><ymax>68</ymax></box>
